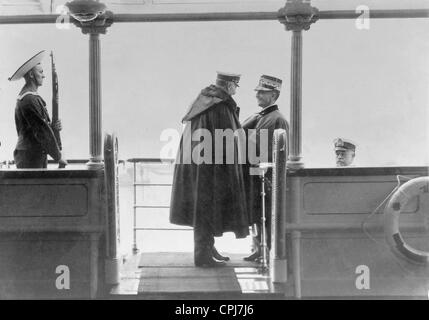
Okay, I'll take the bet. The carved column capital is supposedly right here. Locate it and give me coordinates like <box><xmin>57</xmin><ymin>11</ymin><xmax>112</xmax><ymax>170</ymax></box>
<box><xmin>278</xmin><ymin>0</ymin><xmax>319</xmax><ymax>31</ymax></box>
<box><xmin>72</xmin><ymin>10</ymin><xmax>114</xmax><ymax>35</ymax></box>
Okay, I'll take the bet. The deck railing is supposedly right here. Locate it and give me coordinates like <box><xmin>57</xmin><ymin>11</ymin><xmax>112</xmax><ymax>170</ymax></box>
<box><xmin>0</xmin><ymin>159</ymin><xmax>125</xmax><ymax>167</ymax></box>
<box><xmin>126</xmin><ymin>158</ymin><xmax>190</xmax><ymax>253</ymax></box>
<box><xmin>1</xmin><ymin>157</ymin><xmax>182</xmax><ymax>254</ymax></box>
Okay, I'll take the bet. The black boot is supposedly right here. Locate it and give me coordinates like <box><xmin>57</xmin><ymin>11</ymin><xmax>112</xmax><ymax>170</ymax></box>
<box><xmin>195</xmin><ymin>245</ymin><xmax>226</xmax><ymax>268</ymax></box>
<box><xmin>212</xmin><ymin>246</ymin><xmax>230</xmax><ymax>261</ymax></box>
<box><xmin>194</xmin><ymin>227</ymin><xmax>226</xmax><ymax>268</ymax></box>
<box><xmin>244</xmin><ymin>234</ymin><xmax>261</xmax><ymax>261</ymax></box>
<box><xmin>243</xmin><ymin>249</ymin><xmax>261</xmax><ymax>262</ymax></box>
<box><xmin>195</xmin><ymin>256</ymin><xmax>227</xmax><ymax>268</ymax></box>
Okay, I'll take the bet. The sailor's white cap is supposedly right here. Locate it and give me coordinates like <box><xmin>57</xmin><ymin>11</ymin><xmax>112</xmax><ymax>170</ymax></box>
<box><xmin>8</xmin><ymin>50</ymin><xmax>46</xmax><ymax>81</ymax></box>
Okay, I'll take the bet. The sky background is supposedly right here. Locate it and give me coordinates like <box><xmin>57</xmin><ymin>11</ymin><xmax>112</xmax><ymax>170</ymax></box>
<box><xmin>1</xmin><ymin>0</ymin><xmax>429</xmax><ymax>167</ymax></box>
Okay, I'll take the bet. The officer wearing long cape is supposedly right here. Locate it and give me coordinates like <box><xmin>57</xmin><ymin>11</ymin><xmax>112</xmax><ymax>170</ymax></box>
<box><xmin>169</xmin><ymin>72</ymin><xmax>249</xmax><ymax>267</ymax></box>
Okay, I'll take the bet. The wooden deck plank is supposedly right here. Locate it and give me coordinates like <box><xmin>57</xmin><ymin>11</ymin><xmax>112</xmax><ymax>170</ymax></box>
<box><xmin>111</xmin><ymin>252</ymin><xmax>285</xmax><ymax>299</ymax></box>
<box><xmin>141</xmin><ymin>267</ymin><xmax>239</xmax><ymax>278</ymax></box>
<box><xmin>139</xmin><ymin>270</ymin><xmax>241</xmax><ymax>293</ymax></box>
<box><xmin>139</xmin><ymin>252</ymin><xmax>257</xmax><ymax>268</ymax></box>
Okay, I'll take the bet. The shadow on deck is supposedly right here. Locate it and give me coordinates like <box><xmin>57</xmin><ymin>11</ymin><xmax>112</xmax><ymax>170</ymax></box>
<box><xmin>110</xmin><ymin>252</ymin><xmax>285</xmax><ymax>300</ymax></box>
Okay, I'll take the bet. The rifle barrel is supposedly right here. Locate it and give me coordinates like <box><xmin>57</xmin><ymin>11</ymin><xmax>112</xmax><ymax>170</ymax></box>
<box><xmin>51</xmin><ymin>52</ymin><xmax>62</xmax><ymax>150</ymax></box>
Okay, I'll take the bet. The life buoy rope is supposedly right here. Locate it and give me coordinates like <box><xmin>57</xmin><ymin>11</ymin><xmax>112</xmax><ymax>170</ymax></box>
<box><xmin>384</xmin><ymin>176</ymin><xmax>429</xmax><ymax>264</ymax></box>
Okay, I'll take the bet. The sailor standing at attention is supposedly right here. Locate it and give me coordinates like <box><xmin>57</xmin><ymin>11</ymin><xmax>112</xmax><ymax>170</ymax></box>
<box><xmin>9</xmin><ymin>51</ymin><xmax>67</xmax><ymax>169</ymax></box>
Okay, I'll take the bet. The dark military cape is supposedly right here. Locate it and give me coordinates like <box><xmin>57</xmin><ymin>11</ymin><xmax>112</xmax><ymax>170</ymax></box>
<box><xmin>242</xmin><ymin>105</ymin><xmax>289</xmax><ymax>225</ymax></box>
<box><xmin>169</xmin><ymin>85</ymin><xmax>249</xmax><ymax>238</ymax></box>
<box><xmin>14</xmin><ymin>92</ymin><xmax>61</xmax><ymax>161</ymax></box>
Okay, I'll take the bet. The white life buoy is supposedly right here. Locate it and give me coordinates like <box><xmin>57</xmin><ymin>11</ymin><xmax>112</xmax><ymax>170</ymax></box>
<box><xmin>384</xmin><ymin>176</ymin><xmax>429</xmax><ymax>264</ymax></box>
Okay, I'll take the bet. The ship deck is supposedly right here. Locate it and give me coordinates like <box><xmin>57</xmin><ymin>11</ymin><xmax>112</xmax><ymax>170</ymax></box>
<box><xmin>110</xmin><ymin>252</ymin><xmax>286</xmax><ymax>300</ymax></box>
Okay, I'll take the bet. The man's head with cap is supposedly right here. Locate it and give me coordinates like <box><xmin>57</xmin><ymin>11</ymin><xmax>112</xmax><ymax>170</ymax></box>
<box><xmin>334</xmin><ymin>138</ymin><xmax>356</xmax><ymax>167</ymax></box>
<box><xmin>8</xmin><ymin>50</ymin><xmax>46</xmax><ymax>88</ymax></box>
<box><xmin>216</xmin><ymin>71</ymin><xmax>241</xmax><ymax>96</ymax></box>
<box><xmin>255</xmin><ymin>75</ymin><xmax>282</xmax><ymax>108</ymax></box>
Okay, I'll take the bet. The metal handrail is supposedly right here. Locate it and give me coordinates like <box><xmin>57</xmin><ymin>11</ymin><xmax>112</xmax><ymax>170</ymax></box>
<box><xmin>127</xmin><ymin>158</ymin><xmax>174</xmax><ymax>163</ymax></box>
<box><xmin>133</xmin><ymin>183</ymin><xmax>171</xmax><ymax>186</ymax></box>
<box><xmin>0</xmin><ymin>159</ymin><xmax>125</xmax><ymax>165</ymax></box>
<box><xmin>133</xmin><ymin>205</ymin><xmax>170</xmax><ymax>209</ymax></box>
<box><xmin>127</xmin><ymin>158</ymin><xmax>178</xmax><ymax>253</ymax></box>
<box><xmin>134</xmin><ymin>227</ymin><xmax>191</xmax><ymax>231</ymax></box>
<box><xmin>1</xmin><ymin>9</ymin><xmax>429</xmax><ymax>25</ymax></box>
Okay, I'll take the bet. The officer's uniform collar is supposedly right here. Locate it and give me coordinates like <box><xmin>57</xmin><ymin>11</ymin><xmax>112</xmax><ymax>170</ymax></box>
<box><xmin>259</xmin><ymin>104</ymin><xmax>278</xmax><ymax>116</ymax></box>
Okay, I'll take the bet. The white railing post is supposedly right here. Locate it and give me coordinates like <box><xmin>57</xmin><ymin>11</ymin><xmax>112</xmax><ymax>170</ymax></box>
<box><xmin>270</xmin><ymin>129</ymin><xmax>288</xmax><ymax>283</ymax></box>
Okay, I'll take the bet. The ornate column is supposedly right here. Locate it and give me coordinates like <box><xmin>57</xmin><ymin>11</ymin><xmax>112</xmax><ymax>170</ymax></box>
<box><xmin>88</xmin><ymin>31</ymin><xmax>103</xmax><ymax>169</ymax></box>
<box><xmin>278</xmin><ymin>0</ymin><xmax>318</xmax><ymax>169</ymax></box>
<box><xmin>70</xmin><ymin>3</ymin><xmax>113</xmax><ymax>169</ymax></box>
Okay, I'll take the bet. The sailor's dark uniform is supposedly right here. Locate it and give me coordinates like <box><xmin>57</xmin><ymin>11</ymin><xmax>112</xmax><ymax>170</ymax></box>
<box><xmin>13</xmin><ymin>92</ymin><xmax>61</xmax><ymax>168</ymax></box>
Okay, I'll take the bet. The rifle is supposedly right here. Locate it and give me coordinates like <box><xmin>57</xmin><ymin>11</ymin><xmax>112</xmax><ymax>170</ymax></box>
<box><xmin>50</xmin><ymin>51</ymin><xmax>61</xmax><ymax>150</ymax></box>
<box><xmin>50</xmin><ymin>51</ymin><xmax>66</xmax><ymax>168</ymax></box>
